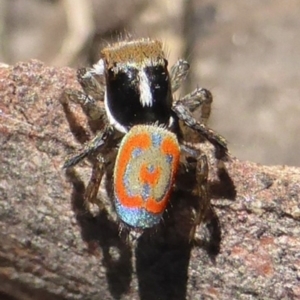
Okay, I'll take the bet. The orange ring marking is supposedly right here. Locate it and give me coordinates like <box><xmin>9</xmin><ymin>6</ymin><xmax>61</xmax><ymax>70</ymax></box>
<box><xmin>115</xmin><ymin>128</ymin><xmax>180</xmax><ymax>214</ymax></box>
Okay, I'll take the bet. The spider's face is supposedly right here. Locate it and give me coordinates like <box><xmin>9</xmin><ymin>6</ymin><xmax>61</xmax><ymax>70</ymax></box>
<box><xmin>101</xmin><ymin>39</ymin><xmax>173</xmax><ymax>133</ymax></box>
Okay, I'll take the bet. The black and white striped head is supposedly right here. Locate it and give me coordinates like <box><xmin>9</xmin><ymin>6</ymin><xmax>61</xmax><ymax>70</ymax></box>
<box><xmin>99</xmin><ymin>39</ymin><xmax>173</xmax><ymax>133</ymax></box>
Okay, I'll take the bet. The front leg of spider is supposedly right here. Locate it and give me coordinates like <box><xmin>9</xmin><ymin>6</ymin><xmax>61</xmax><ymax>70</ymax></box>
<box><xmin>179</xmin><ymin>87</ymin><xmax>213</xmax><ymax>125</ymax></box>
<box><xmin>63</xmin><ymin>88</ymin><xmax>105</xmax><ymax>121</ymax></box>
<box><xmin>169</xmin><ymin>60</ymin><xmax>213</xmax><ymax>125</ymax></box>
<box><xmin>62</xmin><ymin>66</ymin><xmax>106</xmax><ymax>122</ymax></box>
<box><xmin>77</xmin><ymin>67</ymin><xmax>105</xmax><ymax>102</ymax></box>
<box><xmin>173</xmin><ymin>102</ymin><xmax>228</xmax><ymax>158</ymax></box>
<box><xmin>170</xmin><ymin>59</ymin><xmax>190</xmax><ymax>93</ymax></box>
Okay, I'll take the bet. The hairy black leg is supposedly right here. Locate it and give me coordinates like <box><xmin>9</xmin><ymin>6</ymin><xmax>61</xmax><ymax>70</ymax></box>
<box><xmin>170</xmin><ymin>59</ymin><xmax>190</xmax><ymax>93</ymax></box>
<box><xmin>63</xmin><ymin>66</ymin><xmax>106</xmax><ymax>121</ymax></box>
<box><xmin>178</xmin><ymin>87</ymin><xmax>213</xmax><ymax>125</ymax></box>
<box><xmin>64</xmin><ymin>89</ymin><xmax>105</xmax><ymax>121</ymax></box>
<box><xmin>180</xmin><ymin>144</ymin><xmax>222</xmax><ymax>251</ymax></box>
<box><xmin>63</xmin><ymin>126</ymin><xmax>113</xmax><ymax>168</ymax></box>
<box><xmin>173</xmin><ymin>103</ymin><xmax>228</xmax><ymax>157</ymax></box>
<box><xmin>84</xmin><ymin>155</ymin><xmax>106</xmax><ymax>209</ymax></box>
<box><xmin>181</xmin><ymin>144</ymin><xmax>210</xmax><ymax>241</ymax></box>
<box><xmin>77</xmin><ymin>67</ymin><xmax>105</xmax><ymax>101</ymax></box>
<box><xmin>190</xmin><ymin>153</ymin><xmax>210</xmax><ymax>240</ymax></box>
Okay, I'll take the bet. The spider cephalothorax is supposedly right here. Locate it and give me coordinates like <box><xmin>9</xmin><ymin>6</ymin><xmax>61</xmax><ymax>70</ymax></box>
<box><xmin>63</xmin><ymin>38</ymin><xmax>227</xmax><ymax>233</ymax></box>
<box><xmin>102</xmin><ymin>40</ymin><xmax>173</xmax><ymax>132</ymax></box>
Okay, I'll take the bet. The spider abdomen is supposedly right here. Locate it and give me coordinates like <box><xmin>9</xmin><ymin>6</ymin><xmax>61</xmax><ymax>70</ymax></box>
<box><xmin>113</xmin><ymin>125</ymin><xmax>180</xmax><ymax>228</ymax></box>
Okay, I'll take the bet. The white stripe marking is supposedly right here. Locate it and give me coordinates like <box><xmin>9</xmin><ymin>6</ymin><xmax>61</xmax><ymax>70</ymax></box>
<box><xmin>139</xmin><ymin>70</ymin><xmax>153</xmax><ymax>107</ymax></box>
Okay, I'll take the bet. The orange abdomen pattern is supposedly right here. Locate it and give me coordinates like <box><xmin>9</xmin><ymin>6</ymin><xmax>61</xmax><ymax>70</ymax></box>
<box><xmin>113</xmin><ymin>125</ymin><xmax>180</xmax><ymax>228</ymax></box>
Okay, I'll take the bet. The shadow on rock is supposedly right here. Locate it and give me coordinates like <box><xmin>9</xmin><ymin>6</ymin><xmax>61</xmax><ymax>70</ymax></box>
<box><xmin>66</xmin><ymin>169</ymin><xmax>132</xmax><ymax>300</ymax></box>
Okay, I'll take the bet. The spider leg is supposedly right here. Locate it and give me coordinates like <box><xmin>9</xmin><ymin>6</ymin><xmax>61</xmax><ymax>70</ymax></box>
<box><xmin>170</xmin><ymin>59</ymin><xmax>190</xmax><ymax>93</ymax></box>
<box><xmin>63</xmin><ymin>89</ymin><xmax>105</xmax><ymax>121</ymax></box>
<box><xmin>179</xmin><ymin>87</ymin><xmax>213</xmax><ymax>125</ymax></box>
<box><xmin>170</xmin><ymin>59</ymin><xmax>212</xmax><ymax>125</ymax></box>
<box><xmin>62</xmin><ymin>65</ymin><xmax>107</xmax><ymax>121</ymax></box>
<box><xmin>63</xmin><ymin>126</ymin><xmax>113</xmax><ymax>168</ymax></box>
<box><xmin>84</xmin><ymin>155</ymin><xmax>106</xmax><ymax>209</ymax></box>
<box><xmin>173</xmin><ymin>103</ymin><xmax>228</xmax><ymax>158</ymax></box>
<box><xmin>191</xmin><ymin>153</ymin><xmax>210</xmax><ymax>240</ymax></box>
<box><xmin>77</xmin><ymin>67</ymin><xmax>105</xmax><ymax>101</ymax></box>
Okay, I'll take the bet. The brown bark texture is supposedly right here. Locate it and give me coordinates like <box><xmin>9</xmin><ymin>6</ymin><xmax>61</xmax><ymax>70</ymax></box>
<box><xmin>0</xmin><ymin>61</ymin><xmax>299</xmax><ymax>300</ymax></box>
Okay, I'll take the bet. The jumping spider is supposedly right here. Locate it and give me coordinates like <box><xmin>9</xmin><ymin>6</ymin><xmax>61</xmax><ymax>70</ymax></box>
<box><xmin>63</xmin><ymin>38</ymin><xmax>228</xmax><ymax>237</ymax></box>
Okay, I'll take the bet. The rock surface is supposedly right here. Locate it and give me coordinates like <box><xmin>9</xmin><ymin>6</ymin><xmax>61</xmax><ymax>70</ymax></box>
<box><xmin>0</xmin><ymin>61</ymin><xmax>299</xmax><ymax>299</ymax></box>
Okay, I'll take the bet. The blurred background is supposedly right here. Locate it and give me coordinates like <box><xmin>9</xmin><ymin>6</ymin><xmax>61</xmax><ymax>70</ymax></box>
<box><xmin>0</xmin><ymin>0</ymin><xmax>299</xmax><ymax>166</ymax></box>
